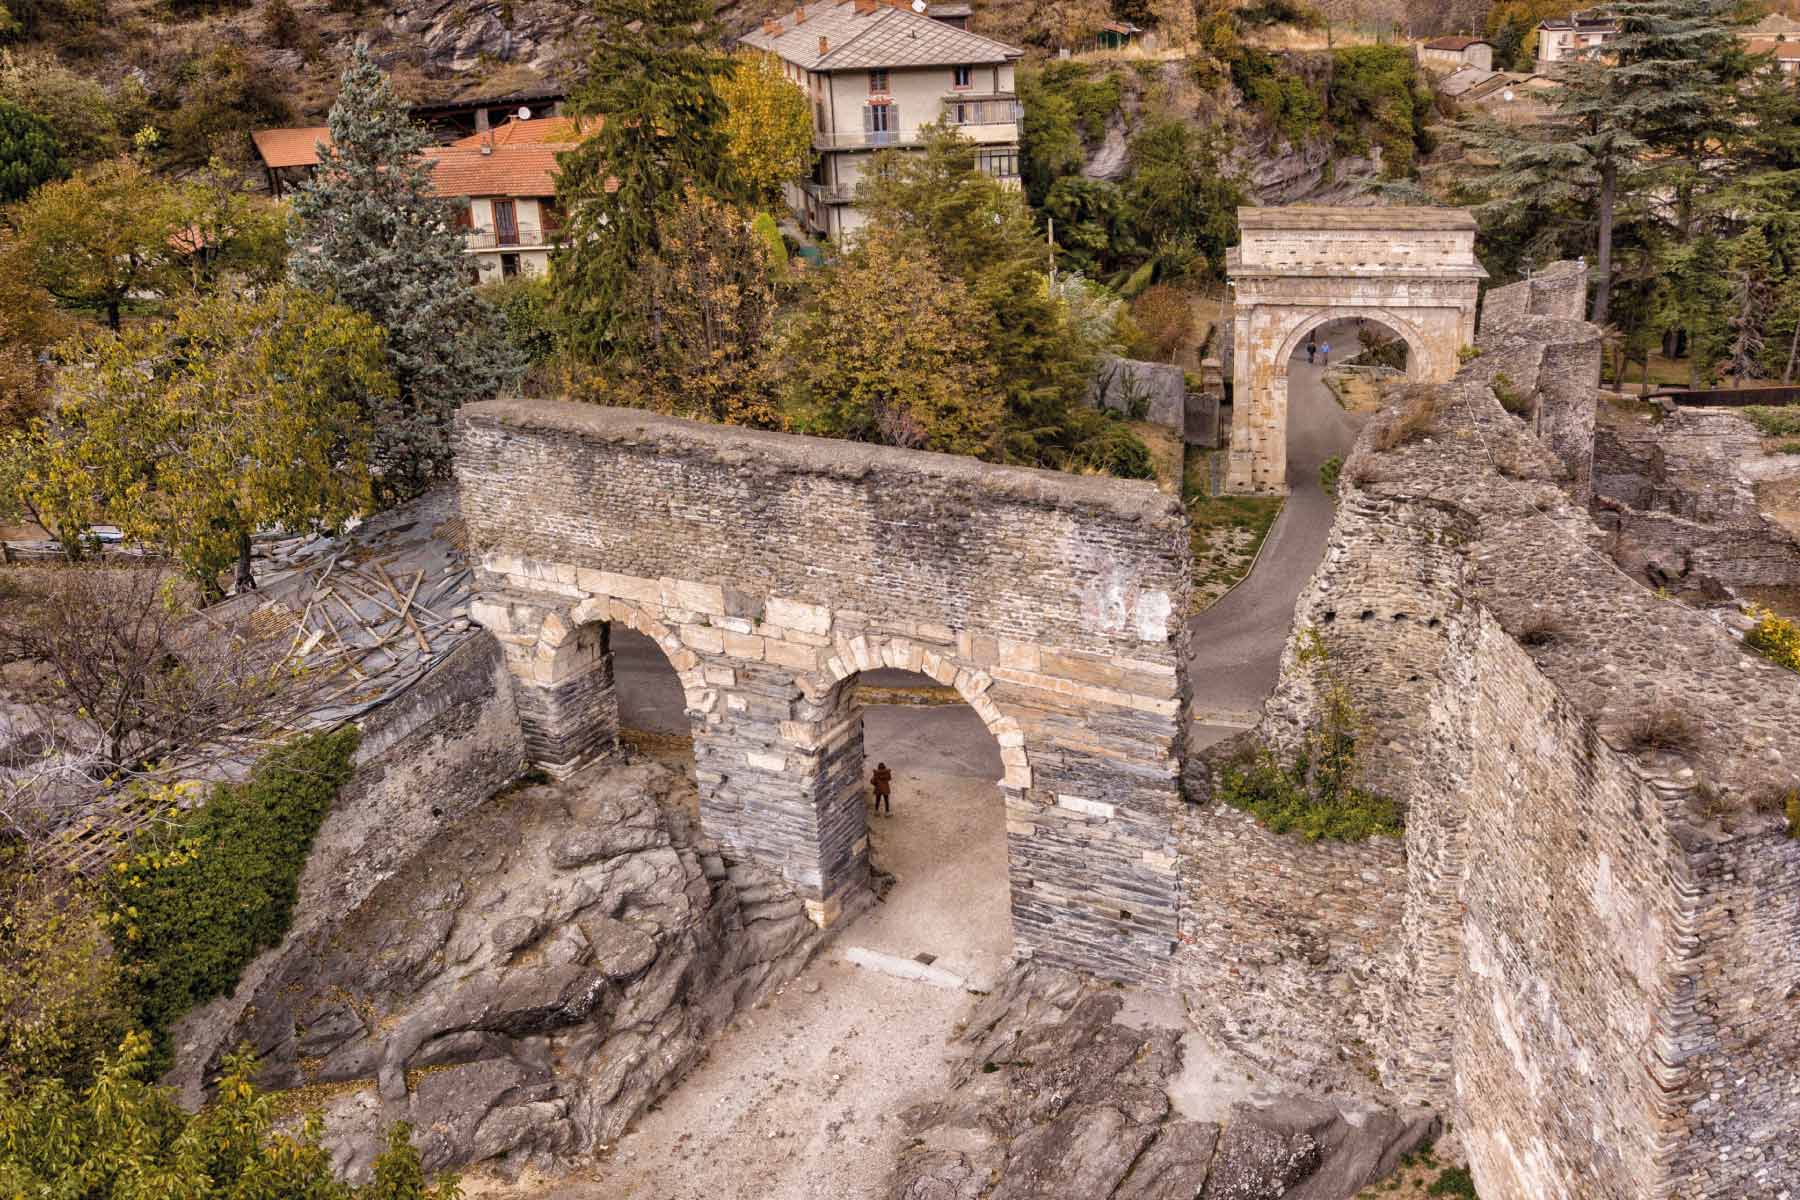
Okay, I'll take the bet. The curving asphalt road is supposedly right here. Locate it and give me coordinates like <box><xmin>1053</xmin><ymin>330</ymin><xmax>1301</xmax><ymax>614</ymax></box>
<box><xmin>1187</xmin><ymin>329</ymin><xmax>1369</xmax><ymax>744</ymax></box>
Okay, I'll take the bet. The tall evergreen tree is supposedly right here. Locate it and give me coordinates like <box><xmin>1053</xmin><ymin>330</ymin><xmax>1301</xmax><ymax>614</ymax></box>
<box><xmin>1454</xmin><ymin>0</ymin><xmax>1744</xmax><ymax>325</ymax></box>
<box><xmin>553</xmin><ymin>0</ymin><xmax>745</xmax><ymax>366</ymax></box>
<box><xmin>288</xmin><ymin>44</ymin><xmax>519</xmax><ymax>504</ymax></box>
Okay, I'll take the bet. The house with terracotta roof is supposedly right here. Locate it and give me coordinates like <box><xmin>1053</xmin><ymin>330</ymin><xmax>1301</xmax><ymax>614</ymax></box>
<box><xmin>1746</xmin><ymin>37</ymin><xmax>1800</xmax><ymax>76</ymax></box>
<box><xmin>252</xmin><ymin>114</ymin><xmax>585</xmax><ymax>283</ymax></box>
<box><xmin>739</xmin><ymin>0</ymin><xmax>1024</xmax><ymax>241</ymax></box>
<box><xmin>1420</xmin><ymin>36</ymin><xmax>1493</xmax><ymax>74</ymax></box>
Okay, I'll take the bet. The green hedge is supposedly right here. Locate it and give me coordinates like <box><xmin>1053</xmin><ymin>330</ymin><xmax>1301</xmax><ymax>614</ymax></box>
<box><xmin>104</xmin><ymin>729</ymin><xmax>360</xmax><ymax>1061</ymax></box>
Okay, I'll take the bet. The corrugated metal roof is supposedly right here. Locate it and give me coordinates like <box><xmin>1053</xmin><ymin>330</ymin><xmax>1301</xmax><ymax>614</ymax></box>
<box><xmin>740</xmin><ymin>0</ymin><xmax>1020</xmax><ymax>71</ymax></box>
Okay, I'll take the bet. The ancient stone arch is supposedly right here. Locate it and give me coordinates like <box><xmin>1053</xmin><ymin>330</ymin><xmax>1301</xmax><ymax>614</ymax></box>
<box><xmin>1224</xmin><ymin>206</ymin><xmax>1487</xmax><ymax>494</ymax></box>
<box><xmin>456</xmin><ymin>402</ymin><xmax>1193</xmax><ymax>985</ymax></box>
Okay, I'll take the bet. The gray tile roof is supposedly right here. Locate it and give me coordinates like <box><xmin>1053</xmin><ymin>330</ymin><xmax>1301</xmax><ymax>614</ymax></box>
<box><xmin>739</xmin><ymin>0</ymin><xmax>1021</xmax><ymax>71</ymax></box>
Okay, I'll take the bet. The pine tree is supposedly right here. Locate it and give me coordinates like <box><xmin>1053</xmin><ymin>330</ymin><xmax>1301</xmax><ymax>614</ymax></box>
<box><xmin>552</xmin><ymin>0</ymin><xmax>744</xmax><ymax>367</ymax></box>
<box><xmin>1723</xmin><ymin>228</ymin><xmax>1774</xmax><ymax>388</ymax></box>
<box><xmin>288</xmin><ymin>44</ymin><xmax>520</xmax><ymax>504</ymax></box>
<box><xmin>1453</xmin><ymin>0</ymin><xmax>1744</xmax><ymax>325</ymax></box>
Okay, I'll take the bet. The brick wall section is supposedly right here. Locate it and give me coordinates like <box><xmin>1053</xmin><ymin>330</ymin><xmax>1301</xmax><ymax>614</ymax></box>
<box><xmin>454</xmin><ymin>402</ymin><xmax>1193</xmax><ymax>985</ymax></box>
<box><xmin>1189</xmin><ymin>312</ymin><xmax>1800</xmax><ymax>1196</ymax></box>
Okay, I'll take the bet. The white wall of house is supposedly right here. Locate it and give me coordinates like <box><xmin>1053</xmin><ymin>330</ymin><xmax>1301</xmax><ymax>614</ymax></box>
<box><xmin>459</xmin><ymin>196</ymin><xmax>555</xmax><ymax>283</ymax></box>
<box><xmin>819</xmin><ymin>63</ymin><xmax>1017</xmax><ymax>148</ymax></box>
<box><xmin>1422</xmin><ymin>44</ymin><xmax>1492</xmax><ymax>73</ymax></box>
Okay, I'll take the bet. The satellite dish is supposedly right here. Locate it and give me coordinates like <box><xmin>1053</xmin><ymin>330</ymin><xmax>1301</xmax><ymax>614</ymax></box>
<box><xmin>517</xmin><ymin>106</ymin><xmax>533</xmax><ymax>121</ymax></box>
<box><xmin>1501</xmin><ymin>89</ymin><xmax>1515</xmax><ymax>102</ymax></box>
<box><xmin>911</xmin><ymin>0</ymin><xmax>926</xmax><ymax>11</ymax></box>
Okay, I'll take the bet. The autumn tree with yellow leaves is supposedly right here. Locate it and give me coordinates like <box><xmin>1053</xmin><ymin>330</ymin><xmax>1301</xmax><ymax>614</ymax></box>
<box><xmin>718</xmin><ymin>50</ymin><xmax>814</xmax><ymax>207</ymax></box>
<box><xmin>0</xmin><ymin>287</ymin><xmax>390</xmax><ymax>598</ymax></box>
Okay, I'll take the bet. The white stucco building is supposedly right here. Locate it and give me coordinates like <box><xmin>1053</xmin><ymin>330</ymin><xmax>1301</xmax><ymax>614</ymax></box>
<box><xmin>739</xmin><ymin>0</ymin><xmax>1024</xmax><ymax>241</ymax></box>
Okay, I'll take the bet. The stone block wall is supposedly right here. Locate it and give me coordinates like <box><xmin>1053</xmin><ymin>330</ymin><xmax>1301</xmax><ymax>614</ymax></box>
<box><xmin>1479</xmin><ymin>260</ymin><xmax>1589</xmax><ymax>328</ymax></box>
<box><xmin>454</xmin><ymin>402</ymin><xmax>1193</xmax><ymax>985</ymax></box>
<box><xmin>1190</xmin><ymin>319</ymin><xmax>1800</xmax><ymax>1196</ymax></box>
<box><xmin>1173</xmin><ymin>773</ymin><xmax>1406</xmax><ymax>1085</ymax></box>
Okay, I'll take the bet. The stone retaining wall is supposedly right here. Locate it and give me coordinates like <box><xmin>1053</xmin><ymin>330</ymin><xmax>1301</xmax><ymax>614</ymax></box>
<box><xmin>1191</xmin><ymin>312</ymin><xmax>1800</xmax><ymax>1197</ymax></box>
<box><xmin>454</xmin><ymin>402</ymin><xmax>1193</xmax><ymax>985</ymax></box>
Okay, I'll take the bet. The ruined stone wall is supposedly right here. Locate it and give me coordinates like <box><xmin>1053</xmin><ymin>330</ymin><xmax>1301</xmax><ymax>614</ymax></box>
<box><xmin>455</xmin><ymin>402</ymin><xmax>1192</xmax><ymax>985</ymax></box>
<box><xmin>1592</xmin><ymin>403</ymin><xmax>1800</xmax><ymax>594</ymax></box>
<box><xmin>1173</xmin><ymin>780</ymin><xmax>1406</xmax><ymax>1086</ymax></box>
<box><xmin>1479</xmin><ymin>260</ymin><xmax>1588</xmax><ymax>328</ymax></box>
<box><xmin>1190</xmin><ymin>318</ymin><xmax>1800</xmax><ymax>1196</ymax></box>
<box><xmin>1089</xmin><ymin>355</ymin><xmax>1185</xmax><ymax>429</ymax></box>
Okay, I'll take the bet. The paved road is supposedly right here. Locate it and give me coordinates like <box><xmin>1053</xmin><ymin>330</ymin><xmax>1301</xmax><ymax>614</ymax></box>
<box><xmin>1187</xmin><ymin>330</ymin><xmax>1369</xmax><ymax>736</ymax></box>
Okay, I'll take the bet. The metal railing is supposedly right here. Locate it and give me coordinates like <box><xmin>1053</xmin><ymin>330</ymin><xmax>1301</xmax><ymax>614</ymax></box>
<box><xmin>801</xmin><ymin>179</ymin><xmax>855</xmax><ymax>203</ymax></box>
<box><xmin>813</xmin><ymin>118</ymin><xmax>1018</xmax><ymax>150</ymax></box>
<box><xmin>462</xmin><ymin>222</ymin><xmax>559</xmax><ymax>250</ymax></box>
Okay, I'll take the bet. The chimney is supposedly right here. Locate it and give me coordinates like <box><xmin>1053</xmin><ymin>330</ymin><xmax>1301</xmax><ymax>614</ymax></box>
<box><xmin>794</xmin><ymin>5</ymin><xmax>804</xmax><ymax>22</ymax></box>
<box><xmin>762</xmin><ymin>16</ymin><xmax>780</xmax><ymax>32</ymax></box>
<box><xmin>855</xmin><ymin>0</ymin><xmax>876</xmax><ymax>12</ymax></box>
<box><xmin>819</xmin><ymin>34</ymin><xmax>829</xmax><ymax>55</ymax></box>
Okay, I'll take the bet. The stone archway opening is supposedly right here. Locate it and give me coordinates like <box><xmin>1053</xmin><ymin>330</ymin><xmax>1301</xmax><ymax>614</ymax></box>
<box><xmin>824</xmin><ymin>663</ymin><xmax>1013</xmax><ymax>986</ymax></box>
<box><xmin>610</xmin><ymin>625</ymin><xmax>695</xmax><ymax>757</ymax></box>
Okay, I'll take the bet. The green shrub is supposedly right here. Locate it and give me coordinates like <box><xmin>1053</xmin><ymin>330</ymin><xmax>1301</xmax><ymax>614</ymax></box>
<box><xmin>1319</xmin><ymin>454</ymin><xmax>1342</xmax><ymax>497</ymax></box>
<box><xmin>1216</xmin><ymin>664</ymin><xmax>1401</xmax><ymax>841</ymax></box>
<box><xmin>0</xmin><ymin>1031</ymin><xmax>457</xmax><ymax>1197</ymax></box>
<box><xmin>1231</xmin><ymin>47</ymin><xmax>1324</xmax><ymax>146</ymax></box>
<box><xmin>1746</xmin><ymin>605</ymin><xmax>1800</xmax><ymax>673</ymax></box>
<box><xmin>482</xmin><ymin>274</ymin><xmax>559</xmax><ymax>366</ymax></box>
<box><xmin>1740</xmin><ymin>405</ymin><xmax>1800</xmax><ymax>439</ymax></box>
<box><xmin>1427</xmin><ymin>1164</ymin><xmax>1480</xmax><ymax>1197</ymax></box>
<box><xmin>104</xmin><ymin>729</ymin><xmax>359</xmax><ymax>1062</ymax></box>
<box><xmin>1067</xmin><ymin>410</ymin><xmax>1154</xmax><ymax>479</ymax></box>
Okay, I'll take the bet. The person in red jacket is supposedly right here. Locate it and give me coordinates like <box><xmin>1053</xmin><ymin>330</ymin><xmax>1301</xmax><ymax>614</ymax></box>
<box><xmin>871</xmin><ymin>763</ymin><xmax>893</xmax><ymax>816</ymax></box>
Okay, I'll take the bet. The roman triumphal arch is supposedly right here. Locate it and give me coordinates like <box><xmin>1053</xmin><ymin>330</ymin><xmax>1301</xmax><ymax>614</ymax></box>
<box><xmin>454</xmin><ymin>402</ymin><xmax>1193</xmax><ymax>985</ymax></box>
<box><xmin>1225</xmin><ymin>206</ymin><xmax>1487</xmax><ymax>494</ymax></box>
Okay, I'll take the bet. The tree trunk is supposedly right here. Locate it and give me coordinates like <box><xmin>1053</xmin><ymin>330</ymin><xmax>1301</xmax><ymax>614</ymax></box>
<box><xmin>107</xmin><ymin>300</ymin><xmax>122</xmax><ymax>332</ymax></box>
<box><xmin>1785</xmin><ymin>316</ymin><xmax>1799</xmax><ymax>385</ymax></box>
<box><xmin>1592</xmin><ymin>160</ymin><xmax>1617</xmax><ymax>326</ymax></box>
<box><xmin>236</xmin><ymin>528</ymin><xmax>256</xmax><ymax>595</ymax></box>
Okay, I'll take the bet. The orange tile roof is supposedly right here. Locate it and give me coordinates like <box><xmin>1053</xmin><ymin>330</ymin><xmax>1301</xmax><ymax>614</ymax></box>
<box><xmin>1747</xmin><ymin>38</ymin><xmax>1800</xmax><ymax>59</ymax></box>
<box><xmin>449</xmin><ymin>115</ymin><xmax>589</xmax><ymax>149</ymax></box>
<box><xmin>252</xmin><ymin>125</ymin><xmax>333</xmax><ymax>169</ymax></box>
<box><xmin>424</xmin><ymin>144</ymin><xmax>566</xmax><ymax>199</ymax></box>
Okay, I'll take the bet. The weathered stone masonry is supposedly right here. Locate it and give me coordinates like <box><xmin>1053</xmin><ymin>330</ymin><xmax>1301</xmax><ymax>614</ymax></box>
<box><xmin>1188</xmin><ymin>306</ymin><xmax>1800</xmax><ymax>1198</ymax></box>
<box><xmin>455</xmin><ymin>402</ymin><xmax>1193</xmax><ymax>985</ymax></box>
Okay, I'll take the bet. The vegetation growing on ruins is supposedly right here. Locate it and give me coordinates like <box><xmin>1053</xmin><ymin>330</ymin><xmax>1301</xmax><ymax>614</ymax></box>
<box><xmin>1746</xmin><ymin>605</ymin><xmax>1800</xmax><ymax>674</ymax></box>
<box><xmin>102</xmin><ymin>729</ymin><xmax>359</xmax><ymax>1063</ymax></box>
<box><xmin>1740</xmin><ymin>406</ymin><xmax>1800</xmax><ymax>440</ymax></box>
<box><xmin>1217</xmin><ymin>629</ymin><xmax>1402</xmax><ymax>841</ymax></box>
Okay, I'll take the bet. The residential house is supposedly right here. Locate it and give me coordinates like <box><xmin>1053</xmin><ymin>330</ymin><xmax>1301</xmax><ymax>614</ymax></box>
<box><xmin>1459</xmin><ymin>71</ymin><xmax>1558</xmax><ymax>124</ymax></box>
<box><xmin>1746</xmin><ymin>38</ymin><xmax>1800</xmax><ymax>76</ymax></box>
<box><xmin>1420</xmin><ymin>36</ymin><xmax>1494</xmax><ymax>74</ymax></box>
<box><xmin>1097</xmin><ymin>20</ymin><xmax>1145</xmax><ymax>51</ymax></box>
<box><xmin>252</xmin><ymin>114</ymin><xmax>585</xmax><ymax>283</ymax></box>
<box><xmin>739</xmin><ymin>0</ymin><xmax>1024</xmax><ymax>242</ymax></box>
<box><xmin>1535</xmin><ymin>12</ymin><xmax>1619</xmax><ymax>67</ymax></box>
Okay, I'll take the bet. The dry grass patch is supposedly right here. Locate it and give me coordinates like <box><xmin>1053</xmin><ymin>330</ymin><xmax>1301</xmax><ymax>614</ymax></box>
<box><xmin>1370</xmin><ymin>384</ymin><xmax>1447</xmax><ymax>452</ymax></box>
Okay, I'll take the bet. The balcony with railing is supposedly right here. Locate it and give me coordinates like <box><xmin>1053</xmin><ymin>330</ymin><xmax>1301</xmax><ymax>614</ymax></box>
<box><xmin>462</xmin><ymin>221</ymin><xmax>560</xmax><ymax>250</ymax></box>
<box><xmin>800</xmin><ymin>178</ymin><xmax>856</xmax><ymax>203</ymax></box>
<box><xmin>812</xmin><ymin>95</ymin><xmax>1021</xmax><ymax>150</ymax></box>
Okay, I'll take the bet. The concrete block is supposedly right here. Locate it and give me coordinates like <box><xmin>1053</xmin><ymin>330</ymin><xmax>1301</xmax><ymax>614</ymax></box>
<box><xmin>661</xmin><ymin>578</ymin><xmax>726</xmax><ymax>615</ymax></box>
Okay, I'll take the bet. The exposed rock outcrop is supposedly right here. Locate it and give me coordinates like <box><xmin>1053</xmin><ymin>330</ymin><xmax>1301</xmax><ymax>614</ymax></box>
<box><xmin>888</xmin><ymin>966</ymin><xmax>1437</xmax><ymax>1200</ymax></box>
<box><xmin>193</xmin><ymin>759</ymin><xmax>824</xmax><ymax>1181</ymax></box>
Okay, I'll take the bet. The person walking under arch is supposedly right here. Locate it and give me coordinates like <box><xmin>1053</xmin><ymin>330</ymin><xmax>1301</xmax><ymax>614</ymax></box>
<box><xmin>1319</xmin><ymin>340</ymin><xmax>1332</xmax><ymax>368</ymax></box>
<box><xmin>1306</xmin><ymin>336</ymin><xmax>1317</xmax><ymax>365</ymax></box>
<box><xmin>871</xmin><ymin>762</ymin><xmax>893</xmax><ymax>816</ymax></box>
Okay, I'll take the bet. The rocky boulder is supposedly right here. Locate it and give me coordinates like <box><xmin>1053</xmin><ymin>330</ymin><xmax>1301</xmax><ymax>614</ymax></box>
<box><xmin>188</xmin><ymin>760</ymin><xmax>823</xmax><ymax>1182</ymax></box>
